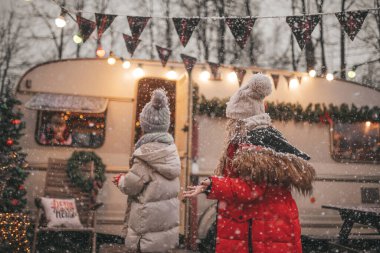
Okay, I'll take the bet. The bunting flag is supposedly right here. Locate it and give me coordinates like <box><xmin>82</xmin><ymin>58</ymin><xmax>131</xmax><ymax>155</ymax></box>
<box><xmin>208</xmin><ymin>62</ymin><xmax>220</xmax><ymax>79</ymax></box>
<box><xmin>297</xmin><ymin>76</ymin><xmax>302</xmax><ymax>85</ymax></box>
<box><xmin>95</xmin><ymin>13</ymin><xmax>117</xmax><ymax>40</ymax></box>
<box><xmin>155</xmin><ymin>46</ymin><xmax>172</xmax><ymax>67</ymax></box>
<box><xmin>335</xmin><ymin>10</ymin><xmax>368</xmax><ymax>41</ymax></box>
<box><xmin>180</xmin><ymin>54</ymin><xmax>197</xmax><ymax>74</ymax></box>
<box><xmin>233</xmin><ymin>67</ymin><xmax>247</xmax><ymax>87</ymax></box>
<box><xmin>286</xmin><ymin>15</ymin><xmax>321</xmax><ymax>49</ymax></box>
<box><xmin>225</xmin><ymin>17</ymin><xmax>256</xmax><ymax>49</ymax></box>
<box><xmin>173</xmin><ymin>18</ymin><xmax>200</xmax><ymax>47</ymax></box>
<box><xmin>271</xmin><ymin>74</ymin><xmax>280</xmax><ymax>90</ymax></box>
<box><xmin>123</xmin><ymin>34</ymin><xmax>141</xmax><ymax>56</ymax></box>
<box><xmin>127</xmin><ymin>16</ymin><xmax>151</xmax><ymax>40</ymax></box>
<box><xmin>76</xmin><ymin>15</ymin><xmax>97</xmax><ymax>43</ymax></box>
<box><xmin>284</xmin><ymin>76</ymin><xmax>291</xmax><ymax>89</ymax></box>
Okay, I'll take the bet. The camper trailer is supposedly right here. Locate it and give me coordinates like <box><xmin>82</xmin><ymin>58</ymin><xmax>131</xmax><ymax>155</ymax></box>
<box><xmin>16</xmin><ymin>58</ymin><xmax>380</xmax><ymax>248</ymax></box>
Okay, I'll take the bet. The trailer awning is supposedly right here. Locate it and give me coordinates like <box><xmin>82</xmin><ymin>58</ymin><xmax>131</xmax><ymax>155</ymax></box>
<box><xmin>25</xmin><ymin>93</ymin><xmax>108</xmax><ymax>113</ymax></box>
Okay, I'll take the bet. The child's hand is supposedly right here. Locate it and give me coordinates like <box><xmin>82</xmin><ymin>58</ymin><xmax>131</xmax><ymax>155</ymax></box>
<box><xmin>112</xmin><ymin>174</ymin><xmax>123</xmax><ymax>186</ymax></box>
<box><xmin>183</xmin><ymin>185</ymin><xmax>207</xmax><ymax>198</ymax></box>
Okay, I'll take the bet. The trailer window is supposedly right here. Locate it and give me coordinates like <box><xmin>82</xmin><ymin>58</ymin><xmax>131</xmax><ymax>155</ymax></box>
<box><xmin>331</xmin><ymin>122</ymin><xmax>379</xmax><ymax>163</ymax></box>
<box><xmin>36</xmin><ymin>111</ymin><xmax>106</xmax><ymax>148</ymax></box>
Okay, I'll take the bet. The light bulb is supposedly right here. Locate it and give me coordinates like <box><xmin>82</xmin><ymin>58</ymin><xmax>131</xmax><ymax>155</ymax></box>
<box><xmin>227</xmin><ymin>71</ymin><xmax>237</xmax><ymax>82</ymax></box>
<box><xmin>365</xmin><ymin>121</ymin><xmax>371</xmax><ymax>127</ymax></box>
<box><xmin>55</xmin><ymin>16</ymin><xmax>66</xmax><ymax>28</ymax></box>
<box><xmin>122</xmin><ymin>60</ymin><xmax>131</xmax><ymax>69</ymax></box>
<box><xmin>73</xmin><ymin>34</ymin><xmax>83</xmax><ymax>44</ymax></box>
<box><xmin>326</xmin><ymin>73</ymin><xmax>334</xmax><ymax>81</ymax></box>
<box><xmin>289</xmin><ymin>78</ymin><xmax>299</xmax><ymax>90</ymax></box>
<box><xmin>347</xmin><ymin>70</ymin><xmax>356</xmax><ymax>79</ymax></box>
<box><xmin>96</xmin><ymin>45</ymin><xmax>106</xmax><ymax>58</ymax></box>
<box><xmin>133</xmin><ymin>67</ymin><xmax>145</xmax><ymax>78</ymax></box>
<box><xmin>200</xmin><ymin>70</ymin><xmax>211</xmax><ymax>81</ymax></box>
<box><xmin>308</xmin><ymin>69</ymin><xmax>317</xmax><ymax>77</ymax></box>
<box><xmin>166</xmin><ymin>70</ymin><xmax>178</xmax><ymax>80</ymax></box>
<box><xmin>107</xmin><ymin>55</ymin><xmax>116</xmax><ymax>65</ymax></box>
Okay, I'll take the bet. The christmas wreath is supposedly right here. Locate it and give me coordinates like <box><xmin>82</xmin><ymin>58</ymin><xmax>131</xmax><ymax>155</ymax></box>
<box><xmin>67</xmin><ymin>151</ymin><xmax>106</xmax><ymax>193</ymax></box>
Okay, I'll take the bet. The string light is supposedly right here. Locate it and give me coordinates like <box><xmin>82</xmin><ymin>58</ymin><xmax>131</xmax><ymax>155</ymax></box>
<box><xmin>107</xmin><ymin>52</ymin><xmax>116</xmax><ymax>65</ymax></box>
<box><xmin>200</xmin><ymin>69</ymin><xmax>211</xmax><ymax>81</ymax></box>
<box><xmin>73</xmin><ymin>34</ymin><xmax>83</xmax><ymax>44</ymax></box>
<box><xmin>96</xmin><ymin>43</ymin><xmax>106</xmax><ymax>58</ymax></box>
<box><xmin>0</xmin><ymin>213</ymin><xmax>30</xmax><ymax>253</ymax></box>
<box><xmin>365</xmin><ymin>121</ymin><xmax>371</xmax><ymax>127</ymax></box>
<box><xmin>55</xmin><ymin>9</ymin><xmax>67</xmax><ymax>28</ymax></box>
<box><xmin>326</xmin><ymin>73</ymin><xmax>334</xmax><ymax>81</ymax></box>
<box><xmin>289</xmin><ymin>77</ymin><xmax>299</xmax><ymax>89</ymax></box>
<box><xmin>166</xmin><ymin>68</ymin><xmax>178</xmax><ymax>80</ymax></box>
<box><xmin>227</xmin><ymin>71</ymin><xmax>237</xmax><ymax>82</ymax></box>
<box><xmin>122</xmin><ymin>59</ymin><xmax>131</xmax><ymax>69</ymax></box>
<box><xmin>308</xmin><ymin>69</ymin><xmax>317</xmax><ymax>78</ymax></box>
<box><xmin>347</xmin><ymin>69</ymin><xmax>356</xmax><ymax>79</ymax></box>
<box><xmin>133</xmin><ymin>65</ymin><xmax>145</xmax><ymax>78</ymax></box>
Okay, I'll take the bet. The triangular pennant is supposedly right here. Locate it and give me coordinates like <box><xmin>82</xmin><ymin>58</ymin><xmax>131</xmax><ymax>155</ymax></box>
<box><xmin>127</xmin><ymin>16</ymin><xmax>151</xmax><ymax>40</ymax></box>
<box><xmin>271</xmin><ymin>74</ymin><xmax>280</xmax><ymax>90</ymax></box>
<box><xmin>155</xmin><ymin>45</ymin><xmax>172</xmax><ymax>67</ymax></box>
<box><xmin>95</xmin><ymin>13</ymin><xmax>117</xmax><ymax>40</ymax></box>
<box><xmin>233</xmin><ymin>67</ymin><xmax>247</xmax><ymax>87</ymax></box>
<box><xmin>208</xmin><ymin>62</ymin><xmax>220</xmax><ymax>79</ymax></box>
<box><xmin>286</xmin><ymin>15</ymin><xmax>321</xmax><ymax>49</ymax></box>
<box><xmin>122</xmin><ymin>34</ymin><xmax>141</xmax><ymax>57</ymax></box>
<box><xmin>297</xmin><ymin>76</ymin><xmax>302</xmax><ymax>85</ymax></box>
<box><xmin>172</xmin><ymin>18</ymin><xmax>200</xmax><ymax>47</ymax></box>
<box><xmin>225</xmin><ymin>17</ymin><xmax>256</xmax><ymax>49</ymax></box>
<box><xmin>76</xmin><ymin>15</ymin><xmax>97</xmax><ymax>43</ymax></box>
<box><xmin>335</xmin><ymin>10</ymin><xmax>368</xmax><ymax>41</ymax></box>
<box><xmin>180</xmin><ymin>54</ymin><xmax>197</xmax><ymax>74</ymax></box>
<box><xmin>284</xmin><ymin>76</ymin><xmax>291</xmax><ymax>89</ymax></box>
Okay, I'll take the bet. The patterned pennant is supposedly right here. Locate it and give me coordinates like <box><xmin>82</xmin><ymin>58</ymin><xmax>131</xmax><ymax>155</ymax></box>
<box><xmin>173</xmin><ymin>18</ymin><xmax>200</xmax><ymax>47</ymax></box>
<box><xmin>180</xmin><ymin>54</ymin><xmax>197</xmax><ymax>74</ymax></box>
<box><xmin>271</xmin><ymin>74</ymin><xmax>280</xmax><ymax>90</ymax></box>
<box><xmin>127</xmin><ymin>16</ymin><xmax>151</xmax><ymax>40</ymax></box>
<box><xmin>155</xmin><ymin>45</ymin><xmax>172</xmax><ymax>67</ymax></box>
<box><xmin>233</xmin><ymin>67</ymin><xmax>247</xmax><ymax>87</ymax></box>
<box><xmin>335</xmin><ymin>10</ymin><xmax>368</xmax><ymax>41</ymax></box>
<box><xmin>122</xmin><ymin>34</ymin><xmax>141</xmax><ymax>56</ymax></box>
<box><xmin>225</xmin><ymin>17</ymin><xmax>256</xmax><ymax>49</ymax></box>
<box><xmin>284</xmin><ymin>76</ymin><xmax>291</xmax><ymax>89</ymax></box>
<box><xmin>286</xmin><ymin>15</ymin><xmax>321</xmax><ymax>49</ymax></box>
<box><xmin>208</xmin><ymin>62</ymin><xmax>220</xmax><ymax>79</ymax></box>
<box><xmin>95</xmin><ymin>13</ymin><xmax>117</xmax><ymax>40</ymax></box>
<box><xmin>76</xmin><ymin>15</ymin><xmax>96</xmax><ymax>43</ymax></box>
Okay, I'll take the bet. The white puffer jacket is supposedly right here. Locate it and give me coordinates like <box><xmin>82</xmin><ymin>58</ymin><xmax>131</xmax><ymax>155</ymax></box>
<box><xmin>118</xmin><ymin>141</ymin><xmax>181</xmax><ymax>252</ymax></box>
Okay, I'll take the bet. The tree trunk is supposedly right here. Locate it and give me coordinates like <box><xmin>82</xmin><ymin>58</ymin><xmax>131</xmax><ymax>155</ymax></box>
<box><xmin>302</xmin><ymin>0</ymin><xmax>316</xmax><ymax>71</ymax></box>
<box><xmin>215</xmin><ymin>0</ymin><xmax>225</xmax><ymax>64</ymax></box>
<box><xmin>316</xmin><ymin>0</ymin><xmax>327</xmax><ymax>74</ymax></box>
<box><xmin>340</xmin><ymin>0</ymin><xmax>346</xmax><ymax>79</ymax></box>
<box><xmin>291</xmin><ymin>0</ymin><xmax>297</xmax><ymax>70</ymax></box>
<box><xmin>245</xmin><ymin>0</ymin><xmax>255</xmax><ymax>65</ymax></box>
<box><xmin>165</xmin><ymin>0</ymin><xmax>172</xmax><ymax>48</ymax></box>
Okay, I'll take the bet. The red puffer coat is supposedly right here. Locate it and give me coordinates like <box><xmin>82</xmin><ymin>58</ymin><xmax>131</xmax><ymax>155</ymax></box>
<box><xmin>207</xmin><ymin>139</ymin><xmax>315</xmax><ymax>253</ymax></box>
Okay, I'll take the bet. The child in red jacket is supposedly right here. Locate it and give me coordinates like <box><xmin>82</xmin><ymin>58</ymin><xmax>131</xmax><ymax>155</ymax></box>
<box><xmin>184</xmin><ymin>74</ymin><xmax>315</xmax><ymax>253</ymax></box>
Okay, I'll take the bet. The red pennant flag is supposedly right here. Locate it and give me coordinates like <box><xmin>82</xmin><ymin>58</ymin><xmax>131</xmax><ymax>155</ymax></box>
<box><xmin>173</xmin><ymin>18</ymin><xmax>200</xmax><ymax>47</ymax></box>
<box><xmin>95</xmin><ymin>13</ymin><xmax>117</xmax><ymax>40</ymax></box>
<box><xmin>180</xmin><ymin>54</ymin><xmax>197</xmax><ymax>74</ymax></box>
<box><xmin>225</xmin><ymin>17</ymin><xmax>256</xmax><ymax>49</ymax></box>
<box><xmin>76</xmin><ymin>15</ymin><xmax>96</xmax><ymax>43</ymax></box>
<box><xmin>127</xmin><ymin>16</ymin><xmax>151</xmax><ymax>40</ymax></box>
<box><xmin>335</xmin><ymin>10</ymin><xmax>368</xmax><ymax>41</ymax></box>
<box><xmin>271</xmin><ymin>74</ymin><xmax>280</xmax><ymax>90</ymax></box>
<box><xmin>233</xmin><ymin>67</ymin><xmax>247</xmax><ymax>87</ymax></box>
<box><xmin>123</xmin><ymin>34</ymin><xmax>141</xmax><ymax>56</ymax></box>
<box><xmin>155</xmin><ymin>45</ymin><xmax>172</xmax><ymax>67</ymax></box>
<box><xmin>208</xmin><ymin>62</ymin><xmax>220</xmax><ymax>79</ymax></box>
<box><xmin>286</xmin><ymin>15</ymin><xmax>320</xmax><ymax>49</ymax></box>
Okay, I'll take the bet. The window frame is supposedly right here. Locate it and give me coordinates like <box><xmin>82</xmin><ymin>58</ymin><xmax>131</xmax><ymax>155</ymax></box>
<box><xmin>34</xmin><ymin>110</ymin><xmax>107</xmax><ymax>149</ymax></box>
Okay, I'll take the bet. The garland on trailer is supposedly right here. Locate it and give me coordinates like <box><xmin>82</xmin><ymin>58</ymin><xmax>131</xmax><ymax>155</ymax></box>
<box><xmin>67</xmin><ymin>151</ymin><xmax>106</xmax><ymax>194</ymax></box>
<box><xmin>194</xmin><ymin>94</ymin><xmax>380</xmax><ymax>123</ymax></box>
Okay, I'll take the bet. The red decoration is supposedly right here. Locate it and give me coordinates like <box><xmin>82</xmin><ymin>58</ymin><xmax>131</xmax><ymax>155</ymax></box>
<box><xmin>76</xmin><ymin>15</ymin><xmax>97</xmax><ymax>43</ymax></box>
<box><xmin>319</xmin><ymin>111</ymin><xmax>333</xmax><ymax>125</ymax></box>
<box><xmin>6</xmin><ymin>138</ymin><xmax>13</xmax><ymax>146</ymax></box>
<box><xmin>123</xmin><ymin>34</ymin><xmax>141</xmax><ymax>57</ymax></box>
<box><xmin>95</xmin><ymin>13</ymin><xmax>117</xmax><ymax>40</ymax></box>
<box><xmin>225</xmin><ymin>17</ymin><xmax>256</xmax><ymax>49</ymax></box>
<box><xmin>310</xmin><ymin>197</ymin><xmax>316</xmax><ymax>203</ymax></box>
<box><xmin>155</xmin><ymin>45</ymin><xmax>172</xmax><ymax>67</ymax></box>
<box><xmin>11</xmin><ymin>199</ymin><xmax>19</xmax><ymax>206</ymax></box>
<box><xmin>11</xmin><ymin>119</ymin><xmax>21</xmax><ymax>125</ymax></box>
<box><xmin>19</xmin><ymin>185</ymin><xmax>25</xmax><ymax>191</ymax></box>
<box><xmin>127</xmin><ymin>16</ymin><xmax>151</xmax><ymax>40</ymax></box>
<box><xmin>286</xmin><ymin>15</ymin><xmax>321</xmax><ymax>49</ymax></box>
<box><xmin>173</xmin><ymin>18</ymin><xmax>200</xmax><ymax>47</ymax></box>
<box><xmin>335</xmin><ymin>10</ymin><xmax>368</xmax><ymax>41</ymax></box>
<box><xmin>180</xmin><ymin>54</ymin><xmax>197</xmax><ymax>74</ymax></box>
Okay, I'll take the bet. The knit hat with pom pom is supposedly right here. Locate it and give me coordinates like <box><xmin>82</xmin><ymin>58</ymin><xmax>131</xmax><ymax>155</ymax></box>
<box><xmin>226</xmin><ymin>73</ymin><xmax>272</xmax><ymax>119</ymax></box>
<box><xmin>140</xmin><ymin>89</ymin><xmax>171</xmax><ymax>133</ymax></box>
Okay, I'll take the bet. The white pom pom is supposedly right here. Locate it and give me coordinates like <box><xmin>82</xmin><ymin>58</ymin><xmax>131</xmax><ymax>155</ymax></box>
<box><xmin>248</xmin><ymin>73</ymin><xmax>272</xmax><ymax>99</ymax></box>
<box><xmin>151</xmin><ymin>89</ymin><xmax>168</xmax><ymax>109</ymax></box>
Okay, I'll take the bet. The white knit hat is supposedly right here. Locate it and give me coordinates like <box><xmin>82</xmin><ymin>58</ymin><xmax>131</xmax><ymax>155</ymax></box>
<box><xmin>140</xmin><ymin>89</ymin><xmax>171</xmax><ymax>133</ymax></box>
<box><xmin>226</xmin><ymin>73</ymin><xmax>272</xmax><ymax>120</ymax></box>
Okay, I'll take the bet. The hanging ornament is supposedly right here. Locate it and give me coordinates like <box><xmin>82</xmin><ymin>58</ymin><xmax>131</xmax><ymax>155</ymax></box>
<box><xmin>207</xmin><ymin>62</ymin><xmax>221</xmax><ymax>79</ymax></box>
<box><xmin>155</xmin><ymin>45</ymin><xmax>172</xmax><ymax>67</ymax></box>
<box><xmin>76</xmin><ymin>15</ymin><xmax>97</xmax><ymax>43</ymax></box>
<box><xmin>173</xmin><ymin>18</ymin><xmax>200</xmax><ymax>47</ymax></box>
<box><xmin>271</xmin><ymin>74</ymin><xmax>280</xmax><ymax>90</ymax></box>
<box><xmin>95</xmin><ymin>13</ymin><xmax>117</xmax><ymax>40</ymax></box>
<box><xmin>127</xmin><ymin>16</ymin><xmax>151</xmax><ymax>40</ymax></box>
<box><xmin>225</xmin><ymin>17</ymin><xmax>256</xmax><ymax>49</ymax></box>
<box><xmin>11</xmin><ymin>119</ymin><xmax>21</xmax><ymax>125</ymax></box>
<box><xmin>284</xmin><ymin>76</ymin><xmax>292</xmax><ymax>89</ymax></box>
<box><xmin>233</xmin><ymin>67</ymin><xmax>247</xmax><ymax>87</ymax></box>
<box><xmin>180</xmin><ymin>54</ymin><xmax>197</xmax><ymax>74</ymax></box>
<box><xmin>286</xmin><ymin>15</ymin><xmax>321</xmax><ymax>49</ymax></box>
<box><xmin>6</xmin><ymin>138</ymin><xmax>13</xmax><ymax>146</ymax></box>
<box><xmin>10</xmin><ymin>199</ymin><xmax>20</xmax><ymax>206</ymax></box>
<box><xmin>335</xmin><ymin>10</ymin><xmax>368</xmax><ymax>41</ymax></box>
<box><xmin>123</xmin><ymin>34</ymin><xmax>141</xmax><ymax>57</ymax></box>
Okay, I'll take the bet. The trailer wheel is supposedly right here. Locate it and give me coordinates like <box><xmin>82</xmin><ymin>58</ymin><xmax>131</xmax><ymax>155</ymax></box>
<box><xmin>198</xmin><ymin>221</ymin><xmax>216</xmax><ymax>253</ymax></box>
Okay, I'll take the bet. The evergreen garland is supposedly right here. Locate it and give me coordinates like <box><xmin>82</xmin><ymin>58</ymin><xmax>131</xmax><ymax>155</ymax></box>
<box><xmin>194</xmin><ymin>94</ymin><xmax>380</xmax><ymax>123</ymax></box>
